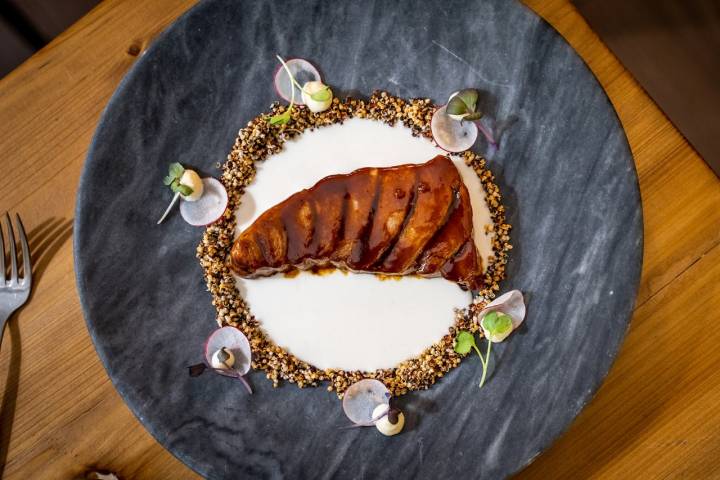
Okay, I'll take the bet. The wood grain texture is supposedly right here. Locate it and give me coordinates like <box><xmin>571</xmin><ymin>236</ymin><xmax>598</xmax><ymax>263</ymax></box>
<box><xmin>0</xmin><ymin>0</ymin><xmax>717</xmax><ymax>478</ymax></box>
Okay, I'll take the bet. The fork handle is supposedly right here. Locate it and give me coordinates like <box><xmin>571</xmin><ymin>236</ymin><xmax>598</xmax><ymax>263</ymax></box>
<box><xmin>0</xmin><ymin>310</ymin><xmax>11</xmax><ymax>348</ymax></box>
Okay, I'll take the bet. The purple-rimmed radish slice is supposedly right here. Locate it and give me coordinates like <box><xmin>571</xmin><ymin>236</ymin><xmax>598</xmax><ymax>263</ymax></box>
<box><xmin>478</xmin><ymin>290</ymin><xmax>526</xmax><ymax>330</ymax></box>
<box><xmin>204</xmin><ymin>326</ymin><xmax>253</xmax><ymax>393</ymax></box>
<box><xmin>180</xmin><ymin>177</ymin><xmax>228</xmax><ymax>226</ymax></box>
<box><xmin>274</xmin><ymin>58</ymin><xmax>321</xmax><ymax>106</ymax></box>
<box><xmin>204</xmin><ymin>326</ymin><xmax>252</xmax><ymax>374</ymax></box>
<box><xmin>342</xmin><ymin>379</ymin><xmax>391</xmax><ymax>426</ymax></box>
<box><xmin>431</xmin><ymin>105</ymin><xmax>478</xmax><ymax>152</ymax></box>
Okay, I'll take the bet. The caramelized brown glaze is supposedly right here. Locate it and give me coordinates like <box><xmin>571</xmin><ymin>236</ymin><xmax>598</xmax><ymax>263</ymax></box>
<box><xmin>230</xmin><ymin>155</ymin><xmax>484</xmax><ymax>290</ymax></box>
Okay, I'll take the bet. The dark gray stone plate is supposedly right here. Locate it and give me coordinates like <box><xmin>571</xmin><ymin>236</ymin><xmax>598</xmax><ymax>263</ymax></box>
<box><xmin>74</xmin><ymin>0</ymin><xmax>642</xmax><ymax>478</ymax></box>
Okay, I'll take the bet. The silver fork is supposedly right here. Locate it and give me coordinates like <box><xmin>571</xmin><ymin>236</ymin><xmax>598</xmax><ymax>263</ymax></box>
<box><xmin>0</xmin><ymin>213</ymin><xmax>32</xmax><ymax>346</ymax></box>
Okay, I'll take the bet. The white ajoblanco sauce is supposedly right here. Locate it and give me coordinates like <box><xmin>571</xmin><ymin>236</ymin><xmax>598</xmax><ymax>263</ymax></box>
<box><xmin>234</xmin><ymin>118</ymin><xmax>494</xmax><ymax>371</ymax></box>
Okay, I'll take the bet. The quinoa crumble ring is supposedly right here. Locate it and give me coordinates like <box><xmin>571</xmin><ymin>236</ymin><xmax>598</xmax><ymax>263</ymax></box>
<box><xmin>196</xmin><ymin>91</ymin><xmax>512</xmax><ymax>397</ymax></box>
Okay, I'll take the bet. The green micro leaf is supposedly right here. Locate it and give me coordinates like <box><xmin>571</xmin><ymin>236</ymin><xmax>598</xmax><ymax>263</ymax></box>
<box><xmin>310</xmin><ymin>87</ymin><xmax>331</xmax><ymax>102</ymax></box>
<box><xmin>169</xmin><ymin>162</ymin><xmax>184</xmax><ymax>179</ymax></box>
<box><xmin>163</xmin><ymin>175</ymin><xmax>174</xmax><ymax>186</ymax></box>
<box><xmin>446</xmin><ymin>95</ymin><xmax>469</xmax><ymax>117</ymax></box>
<box><xmin>454</xmin><ymin>88</ymin><xmax>479</xmax><ymax>112</ymax></box>
<box><xmin>462</xmin><ymin>111</ymin><xmax>484</xmax><ymax>121</ymax></box>
<box><xmin>483</xmin><ymin>311</ymin><xmax>498</xmax><ymax>326</ymax></box>
<box><xmin>269</xmin><ymin>108</ymin><xmax>292</xmax><ymax>125</ymax></box>
<box><xmin>171</xmin><ymin>183</ymin><xmax>193</xmax><ymax>196</ymax></box>
<box><xmin>482</xmin><ymin>311</ymin><xmax>513</xmax><ymax>337</ymax></box>
<box><xmin>454</xmin><ymin>330</ymin><xmax>476</xmax><ymax>355</ymax></box>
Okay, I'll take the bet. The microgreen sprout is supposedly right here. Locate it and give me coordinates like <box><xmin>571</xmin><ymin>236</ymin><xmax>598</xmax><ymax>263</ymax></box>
<box><xmin>157</xmin><ymin>162</ymin><xmax>195</xmax><ymax>224</ymax></box>
<box><xmin>454</xmin><ymin>311</ymin><xmax>515</xmax><ymax>389</ymax></box>
<box><xmin>269</xmin><ymin>55</ymin><xmax>332</xmax><ymax>124</ymax></box>
<box><xmin>308</xmin><ymin>85</ymin><xmax>332</xmax><ymax>102</ymax></box>
<box><xmin>276</xmin><ymin>55</ymin><xmax>331</xmax><ymax>102</ymax></box>
<box><xmin>481</xmin><ymin>311</ymin><xmax>513</xmax><ymax>343</ymax></box>
<box><xmin>446</xmin><ymin>89</ymin><xmax>481</xmax><ymax>121</ymax></box>
<box><xmin>445</xmin><ymin>88</ymin><xmax>498</xmax><ymax>149</ymax></box>
<box><xmin>163</xmin><ymin>162</ymin><xmax>193</xmax><ymax>196</ymax></box>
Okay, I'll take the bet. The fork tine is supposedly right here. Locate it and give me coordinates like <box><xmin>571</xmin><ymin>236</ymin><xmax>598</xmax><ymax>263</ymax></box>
<box><xmin>16</xmin><ymin>214</ymin><xmax>31</xmax><ymax>285</ymax></box>
<box><xmin>0</xmin><ymin>215</ymin><xmax>5</xmax><ymax>284</ymax></box>
<box><xmin>5</xmin><ymin>213</ymin><xmax>17</xmax><ymax>284</ymax></box>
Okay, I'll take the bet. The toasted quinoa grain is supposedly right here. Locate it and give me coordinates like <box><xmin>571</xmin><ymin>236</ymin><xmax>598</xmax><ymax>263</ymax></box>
<box><xmin>196</xmin><ymin>92</ymin><xmax>512</xmax><ymax>397</ymax></box>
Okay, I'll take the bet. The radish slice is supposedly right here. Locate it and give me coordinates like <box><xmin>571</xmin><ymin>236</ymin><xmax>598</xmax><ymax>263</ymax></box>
<box><xmin>179</xmin><ymin>177</ymin><xmax>228</xmax><ymax>226</ymax></box>
<box><xmin>274</xmin><ymin>58</ymin><xmax>321</xmax><ymax>106</ymax></box>
<box><xmin>342</xmin><ymin>379</ymin><xmax>391</xmax><ymax>426</ymax></box>
<box><xmin>431</xmin><ymin>105</ymin><xmax>478</xmax><ymax>152</ymax></box>
<box><xmin>204</xmin><ymin>326</ymin><xmax>252</xmax><ymax>376</ymax></box>
<box><xmin>477</xmin><ymin>290</ymin><xmax>526</xmax><ymax>330</ymax></box>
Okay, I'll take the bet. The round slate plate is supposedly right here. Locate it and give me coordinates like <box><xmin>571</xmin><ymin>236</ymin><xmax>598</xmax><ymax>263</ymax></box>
<box><xmin>74</xmin><ymin>0</ymin><xmax>643</xmax><ymax>478</ymax></box>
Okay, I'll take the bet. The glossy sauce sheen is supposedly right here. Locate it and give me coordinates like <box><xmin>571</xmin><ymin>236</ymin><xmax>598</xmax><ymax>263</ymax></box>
<box><xmin>230</xmin><ymin>155</ymin><xmax>484</xmax><ymax>290</ymax></box>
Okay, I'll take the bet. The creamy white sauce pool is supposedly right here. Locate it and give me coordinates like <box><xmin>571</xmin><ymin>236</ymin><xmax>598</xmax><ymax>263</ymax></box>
<box><xmin>234</xmin><ymin>118</ymin><xmax>494</xmax><ymax>371</ymax></box>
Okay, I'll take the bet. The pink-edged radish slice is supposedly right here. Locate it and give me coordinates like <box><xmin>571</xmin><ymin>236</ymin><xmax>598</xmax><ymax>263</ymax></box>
<box><xmin>342</xmin><ymin>379</ymin><xmax>391</xmax><ymax>426</ymax></box>
<box><xmin>180</xmin><ymin>177</ymin><xmax>228</xmax><ymax>226</ymax></box>
<box><xmin>431</xmin><ymin>105</ymin><xmax>478</xmax><ymax>152</ymax></box>
<box><xmin>274</xmin><ymin>58</ymin><xmax>321</xmax><ymax>106</ymax></box>
<box><xmin>204</xmin><ymin>326</ymin><xmax>253</xmax><ymax>393</ymax></box>
<box><xmin>478</xmin><ymin>290</ymin><xmax>526</xmax><ymax>330</ymax></box>
<box><xmin>204</xmin><ymin>326</ymin><xmax>252</xmax><ymax>375</ymax></box>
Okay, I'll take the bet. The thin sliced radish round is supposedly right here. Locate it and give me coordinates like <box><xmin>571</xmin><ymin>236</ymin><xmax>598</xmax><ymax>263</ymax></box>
<box><xmin>274</xmin><ymin>58</ymin><xmax>321</xmax><ymax>106</ymax></box>
<box><xmin>180</xmin><ymin>177</ymin><xmax>228</xmax><ymax>226</ymax></box>
<box><xmin>204</xmin><ymin>326</ymin><xmax>252</xmax><ymax>376</ymax></box>
<box><xmin>342</xmin><ymin>379</ymin><xmax>390</xmax><ymax>426</ymax></box>
<box><xmin>431</xmin><ymin>105</ymin><xmax>478</xmax><ymax>152</ymax></box>
<box><xmin>478</xmin><ymin>290</ymin><xmax>526</xmax><ymax>330</ymax></box>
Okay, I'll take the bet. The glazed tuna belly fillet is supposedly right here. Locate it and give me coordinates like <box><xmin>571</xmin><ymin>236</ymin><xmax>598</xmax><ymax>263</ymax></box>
<box><xmin>230</xmin><ymin>155</ymin><xmax>484</xmax><ymax>291</ymax></box>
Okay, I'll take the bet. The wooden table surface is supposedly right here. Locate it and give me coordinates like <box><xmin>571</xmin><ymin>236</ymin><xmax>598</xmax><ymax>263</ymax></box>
<box><xmin>0</xmin><ymin>0</ymin><xmax>718</xmax><ymax>478</ymax></box>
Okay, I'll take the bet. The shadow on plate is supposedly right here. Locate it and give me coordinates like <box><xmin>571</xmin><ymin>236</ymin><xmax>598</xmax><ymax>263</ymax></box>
<box><xmin>401</xmin><ymin>394</ymin><xmax>440</xmax><ymax>433</ymax></box>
